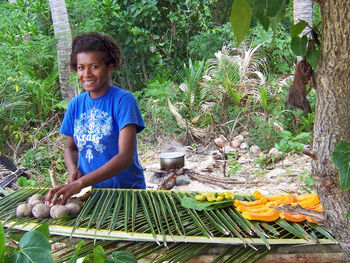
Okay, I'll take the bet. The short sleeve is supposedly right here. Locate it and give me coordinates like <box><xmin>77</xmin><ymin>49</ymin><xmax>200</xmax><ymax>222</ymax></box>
<box><xmin>116</xmin><ymin>93</ymin><xmax>145</xmax><ymax>133</ymax></box>
<box><xmin>59</xmin><ymin>99</ymin><xmax>75</xmax><ymax>136</ymax></box>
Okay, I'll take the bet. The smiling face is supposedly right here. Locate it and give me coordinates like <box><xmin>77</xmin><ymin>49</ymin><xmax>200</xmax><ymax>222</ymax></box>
<box><xmin>76</xmin><ymin>51</ymin><xmax>114</xmax><ymax>98</ymax></box>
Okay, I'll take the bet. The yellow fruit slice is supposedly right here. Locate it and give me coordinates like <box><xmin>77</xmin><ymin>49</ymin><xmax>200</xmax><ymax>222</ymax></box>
<box><xmin>280</xmin><ymin>212</ymin><xmax>306</xmax><ymax>222</ymax></box>
<box><xmin>242</xmin><ymin>209</ymin><xmax>280</xmax><ymax>222</ymax></box>
<box><xmin>234</xmin><ymin>197</ymin><xmax>267</xmax><ymax>207</ymax></box>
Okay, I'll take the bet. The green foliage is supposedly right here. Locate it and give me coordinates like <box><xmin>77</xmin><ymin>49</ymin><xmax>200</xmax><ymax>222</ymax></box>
<box><xmin>298</xmin><ymin>170</ymin><xmax>315</xmax><ymax>192</ymax></box>
<box><xmin>275</xmin><ymin>131</ymin><xmax>311</xmax><ymax>153</ymax></box>
<box><xmin>248</xmin><ymin>116</ymin><xmax>281</xmax><ymax>151</ymax></box>
<box><xmin>3</xmin><ymin>223</ymin><xmax>53</xmax><ymax>263</ymax></box>
<box><xmin>331</xmin><ymin>141</ymin><xmax>350</xmax><ymax>191</ymax></box>
<box><xmin>230</xmin><ymin>0</ymin><xmax>252</xmax><ymax>45</ymax></box>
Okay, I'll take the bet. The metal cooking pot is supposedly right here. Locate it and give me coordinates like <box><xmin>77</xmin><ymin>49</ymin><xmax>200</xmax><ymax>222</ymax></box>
<box><xmin>159</xmin><ymin>152</ymin><xmax>185</xmax><ymax>170</ymax></box>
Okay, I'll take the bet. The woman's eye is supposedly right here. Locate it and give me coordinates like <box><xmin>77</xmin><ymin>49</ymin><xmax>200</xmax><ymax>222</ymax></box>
<box><xmin>91</xmin><ymin>65</ymin><xmax>98</xmax><ymax>69</ymax></box>
<box><xmin>77</xmin><ymin>66</ymin><xmax>84</xmax><ymax>71</ymax></box>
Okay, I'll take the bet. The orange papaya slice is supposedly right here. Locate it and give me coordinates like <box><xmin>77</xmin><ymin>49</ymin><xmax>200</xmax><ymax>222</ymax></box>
<box><xmin>242</xmin><ymin>209</ymin><xmax>280</xmax><ymax>222</ymax></box>
<box><xmin>280</xmin><ymin>212</ymin><xmax>306</xmax><ymax>222</ymax></box>
<box><xmin>236</xmin><ymin>205</ymin><xmax>271</xmax><ymax>213</ymax></box>
<box><xmin>275</xmin><ymin>193</ymin><xmax>296</xmax><ymax>205</ymax></box>
<box><xmin>297</xmin><ymin>194</ymin><xmax>320</xmax><ymax>208</ymax></box>
<box><xmin>234</xmin><ymin>197</ymin><xmax>267</xmax><ymax>207</ymax></box>
<box><xmin>309</xmin><ymin>203</ymin><xmax>323</xmax><ymax>212</ymax></box>
<box><xmin>252</xmin><ymin>190</ymin><xmax>264</xmax><ymax>200</ymax></box>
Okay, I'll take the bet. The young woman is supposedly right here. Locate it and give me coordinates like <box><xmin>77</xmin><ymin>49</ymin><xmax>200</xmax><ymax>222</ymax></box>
<box><xmin>46</xmin><ymin>32</ymin><xmax>145</xmax><ymax>205</ymax></box>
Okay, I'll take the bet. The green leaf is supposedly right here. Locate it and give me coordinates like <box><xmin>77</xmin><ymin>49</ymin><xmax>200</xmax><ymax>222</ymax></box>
<box><xmin>267</xmin><ymin>0</ymin><xmax>286</xmax><ymax>17</ymax></box>
<box><xmin>306</xmin><ymin>49</ymin><xmax>320</xmax><ymax>70</ymax></box>
<box><xmin>33</xmin><ymin>223</ymin><xmax>50</xmax><ymax>239</ymax></box>
<box><xmin>290</xmin><ymin>20</ymin><xmax>308</xmax><ymax>37</ymax></box>
<box><xmin>68</xmin><ymin>240</ymin><xmax>84</xmax><ymax>263</ymax></box>
<box><xmin>86</xmin><ymin>246</ymin><xmax>106</xmax><ymax>263</ymax></box>
<box><xmin>346</xmin><ymin>209</ymin><xmax>350</xmax><ymax>219</ymax></box>
<box><xmin>230</xmin><ymin>0</ymin><xmax>252</xmax><ymax>45</ymax></box>
<box><xmin>111</xmin><ymin>251</ymin><xmax>138</xmax><ymax>263</ymax></box>
<box><xmin>332</xmin><ymin>141</ymin><xmax>350</xmax><ymax>190</ymax></box>
<box><xmin>0</xmin><ymin>221</ymin><xmax>5</xmax><ymax>261</ymax></box>
<box><xmin>291</xmin><ymin>35</ymin><xmax>308</xmax><ymax>56</ymax></box>
<box><xmin>181</xmin><ymin>196</ymin><xmax>235</xmax><ymax>211</ymax></box>
<box><xmin>253</xmin><ymin>0</ymin><xmax>270</xmax><ymax>31</ymax></box>
<box><xmin>8</xmin><ymin>231</ymin><xmax>53</xmax><ymax>263</ymax></box>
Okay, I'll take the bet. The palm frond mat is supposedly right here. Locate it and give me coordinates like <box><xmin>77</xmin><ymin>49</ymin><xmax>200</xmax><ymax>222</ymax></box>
<box><xmin>0</xmin><ymin>188</ymin><xmax>336</xmax><ymax>262</ymax></box>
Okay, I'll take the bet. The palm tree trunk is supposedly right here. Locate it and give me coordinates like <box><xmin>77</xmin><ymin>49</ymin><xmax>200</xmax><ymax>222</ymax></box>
<box><xmin>49</xmin><ymin>0</ymin><xmax>75</xmax><ymax>100</ymax></box>
<box><xmin>312</xmin><ymin>1</ymin><xmax>350</xmax><ymax>261</ymax></box>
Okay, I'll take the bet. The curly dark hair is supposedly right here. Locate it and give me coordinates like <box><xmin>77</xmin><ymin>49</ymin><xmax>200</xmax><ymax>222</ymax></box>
<box><xmin>70</xmin><ymin>32</ymin><xmax>121</xmax><ymax>71</ymax></box>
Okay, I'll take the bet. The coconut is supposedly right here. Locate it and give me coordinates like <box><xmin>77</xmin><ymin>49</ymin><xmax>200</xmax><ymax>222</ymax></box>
<box><xmin>32</xmin><ymin>203</ymin><xmax>50</xmax><ymax>219</ymax></box>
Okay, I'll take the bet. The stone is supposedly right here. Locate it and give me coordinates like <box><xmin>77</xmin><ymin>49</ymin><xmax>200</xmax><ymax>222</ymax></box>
<box><xmin>230</xmin><ymin>139</ymin><xmax>241</xmax><ymax>148</ymax></box>
<box><xmin>175</xmin><ymin>174</ymin><xmax>191</xmax><ymax>186</ymax></box>
<box><xmin>250</xmin><ymin>145</ymin><xmax>261</xmax><ymax>155</ymax></box>
<box><xmin>240</xmin><ymin>142</ymin><xmax>249</xmax><ymax>149</ymax></box>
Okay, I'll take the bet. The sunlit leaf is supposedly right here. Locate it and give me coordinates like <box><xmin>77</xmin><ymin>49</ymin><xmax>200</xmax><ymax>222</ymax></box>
<box><xmin>331</xmin><ymin>141</ymin><xmax>350</xmax><ymax>190</ymax></box>
<box><xmin>0</xmin><ymin>221</ymin><xmax>5</xmax><ymax>261</ymax></box>
<box><xmin>230</xmin><ymin>0</ymin><xmax>252</xmax><ymax>45</ymax></box>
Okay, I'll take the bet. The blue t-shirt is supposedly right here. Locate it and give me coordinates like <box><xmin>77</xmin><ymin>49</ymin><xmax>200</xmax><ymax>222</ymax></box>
<box><xmin>60</xmin><ymin>85</ymin><xmax>146</xmax><ymax>189</ymax></box>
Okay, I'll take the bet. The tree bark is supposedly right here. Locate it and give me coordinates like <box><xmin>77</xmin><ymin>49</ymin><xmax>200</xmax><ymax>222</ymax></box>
<box><xmin>312</xmin><ymin>1</ymin><xmax>350</xmax><ymax>260</ymax></box>
<box><xmin>49</xmin><ymin>0</ymin><xmax>75</xmax><ymax>100</ymax></box>
<box><xmin>293</xmin><ymin>0</ymin><xmax>313</xmax><ymax>36</ymax></box>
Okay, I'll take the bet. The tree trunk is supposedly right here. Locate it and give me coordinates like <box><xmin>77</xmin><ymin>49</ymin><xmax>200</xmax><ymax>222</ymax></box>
<box><xmin>49</xmin><ymin>0</ymin><xmax>75</xmax><ymax>100</ymax></box>
<box><xmin>312</xmin><ymin>1</ymin><xmax>350</xmax><ymax>261</ymax></box>
<box><xmin>293</xmin><ymin>0</ymin><xmax>313</xmax><ymax>35</ymax></box>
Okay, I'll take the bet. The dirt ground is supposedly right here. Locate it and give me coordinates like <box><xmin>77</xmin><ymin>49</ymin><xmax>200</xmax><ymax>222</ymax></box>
<box><xmin>140</xmin><ymin>139</ymin><xmax>313</xmax><ymax>196</ymax></box>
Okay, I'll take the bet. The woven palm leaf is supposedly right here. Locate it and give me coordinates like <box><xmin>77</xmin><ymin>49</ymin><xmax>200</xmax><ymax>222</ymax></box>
<box><xmin>0</xmin><ymin>188</ymin><xmax>336</xmax><ymax>262</ymax></box>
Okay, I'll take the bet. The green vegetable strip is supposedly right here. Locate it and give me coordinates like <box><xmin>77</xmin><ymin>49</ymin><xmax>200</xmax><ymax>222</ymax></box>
<box><xmin>307</xmin><ymin>222</ymin><xmax>335</xmax><ymax>240</ymax></box>
<box><xmin>141</xmin><ymin>191</ymin><xmax>162</xmax><ymax>245</ymax></box>
<box><xmin>227</xmin><ymin>207</ymin><xmax>253</xmax><ymax>235</ymax></box>
<box><xmin>214</xmin><ymin>209</ymin><xmax>251</xmax><ymax>247</ymax></box>
<box><xmin>87</xmin><ymin>189</ymin><xmax>108</xmax><ymax>230</ymax></box>
<box><xmin>156</xmin><ymin>191</ymin><xmax>173</xmax><ymax>239</ymax></box>
<box><xmin>276</xmin><ymin>218</ymin><xmax>309</xmax><ymax>240</ymax></box>
<box><xmin>165</xmin><ymin>191</ymin><xmax>186</xmax><ymax>236</ymax></box>
<box><xmin>251</xmin><ymin>221</ymin><xmax>270</xmax><ymax>249</ymax></box>
<box><xmin>94</xmin><ymin>190</ymin><xmax>115</xmax><ymax>231</ymax></box>
<box><xmin>124</xmin><ymin>190</ymin><xmax>131</xmax><ymax>232</ymax></box>
<box><xmin>108</xmin><ymin>191</ymin><xmax>123</xmax><ymax>233</ymax></box>
<box><xmin>211</xmin><ymin>245</ymin><xmax>240</xmax><ymax>263</ymax></box>
<box><xmin>260</xmin><ymin>222</ymin><xmax>280</xmax><ymax>236</ymax></box>
<box><xmin>71</xmin><ymin>190</ymin><xmax>101</xmax><ymax>237</ymax></box>
<box><xmin>131</xmin><ymin>190</ymin><xmax>137</xmax><ymax>234</ymax></box>
<box><xmin>173</xmin><ymin>192</ymin><xmax>212</xmax><ymax>239</ymax></box>
<box><xmin>159</xmin><ymin>191</ymin><xmax>182</xmax><ymax>236</ymax></box>
<box><xmin>203</xmin><ymin>210</ymin><xmax>229</xmax><ymax>236</ymax></box>
<box><xmin>149</xmin><ymin>191</ymin><xmax>167</xmax><ymax>245</ymax></box>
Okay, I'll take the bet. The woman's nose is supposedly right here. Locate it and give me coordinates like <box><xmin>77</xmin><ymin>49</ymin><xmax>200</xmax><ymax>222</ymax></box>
<box><xmin>84</xmin><ymin>67</ymin><xmax>92</xmax><ymax>76</ymax></box>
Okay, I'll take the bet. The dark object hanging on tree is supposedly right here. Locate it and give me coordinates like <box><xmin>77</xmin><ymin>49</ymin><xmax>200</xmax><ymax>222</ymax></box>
<box><xmin>287</xmin><ymin>57</ymin><xmax>314</xmax><ymax>113</ymax></box>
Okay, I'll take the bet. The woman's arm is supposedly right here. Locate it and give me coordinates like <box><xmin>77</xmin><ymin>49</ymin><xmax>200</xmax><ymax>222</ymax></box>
<box><xmin>64</xmin><ymin>136</ymin><xmax>83</xmax><ymax>183</ymax></box>
<box><xmin>46</xmin><ymin>124</ymin><xmax>137</xmax><ymax>205</ymax></box>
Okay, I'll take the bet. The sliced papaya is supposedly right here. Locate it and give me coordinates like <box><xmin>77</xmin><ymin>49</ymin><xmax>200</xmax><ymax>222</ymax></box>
<box><xmin>242</xmin><ymin>209</ymin><xmax>280</xmax><ymax>222</ymax></box>
<box><xmin>309</xmin><ymin>203</ymin><xmax>323</xmax><ymax>212</ymax></box>
<box><xmin>265</xmin><ymin>194</ymin><xmax>284</xmax><ymax>202</ymax></box>
<box><xmin>297</xmin><ymin>194</ymin><xmax>320</xmax><ymax>208</ymax></box>
<box><xmin>236</xmin><ymin>205</ymin><xmax>271</xmax><ymax>213</ymax></box>
<box><xmin>252</xmin><ymin>190</ymin><xmax>264</xmax><ymax>200</ymax></box>
<box><xmin>275</xmin><ymin>193</ymin><xmax>296</xmax><ymax>205</ymax></box>
<box><xmin>295</xmin><ymin>193</ymin><xmax>317</xmax><ymax>202</ymax></box>
<box><xmin>280</xmin><ymin>212</ymin><xmax>306</xmax><ymax>222</ymax></box>
<box><xmin>234</xmin><ymin>197</ymin><xmax>267</xmax><ymax>207</ymax></box>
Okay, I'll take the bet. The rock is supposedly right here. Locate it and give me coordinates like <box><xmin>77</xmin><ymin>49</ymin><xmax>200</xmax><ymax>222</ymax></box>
<box><xmin>214</xmin><ymin>136</ymin><xmax>227</xmax><ymax>148</ymax></box>
<box><xmin>240</xmin><ymin>142</ymin><xmax>249</xmax><ymax>149</ymax></box>
<box><xmin>230</xmin><ymin>140</ymin><xmax>241</xmax><ymax>148</ymax></box>
<box><xmin>175</xmin><ymin>174</ymin><xmax>191</xmax><ymax>186</ymax></box>
<box><xmin>250</xmin><ymin>145</ymin><xmax>261</xmax><ymax>155</ymax></box>
<box><xmin>269</xmin><ymin>148</ymin><xmax>280</xmax><ymax>156</ymax></box>
<box><xmin>233</xmin><ymin>135</ymin><xmax>244</xmax><ymax>142</ymax></box>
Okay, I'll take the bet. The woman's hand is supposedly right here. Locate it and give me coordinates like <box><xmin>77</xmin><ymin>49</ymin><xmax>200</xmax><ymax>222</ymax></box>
<box><xmin>67</xmin><ymin>167</ymin><xmax>83</xmax><ymax>183</ymax></box>
<box><xmin>45</xmin><ymin>180</ymin><xmax>83</xmax><ymax>206</ymax></box>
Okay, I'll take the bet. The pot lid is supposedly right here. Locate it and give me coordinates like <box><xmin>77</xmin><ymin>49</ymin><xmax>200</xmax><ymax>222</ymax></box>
<box><xmin>158</xmin><ymin>152</ymin><xmax>185</xmax><ymax>159</ymax></box>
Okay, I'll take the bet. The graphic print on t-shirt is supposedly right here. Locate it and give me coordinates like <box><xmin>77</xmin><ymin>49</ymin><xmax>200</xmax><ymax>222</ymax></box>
<box><xmin>74</xmin><ymin>107</ymin><xmax>113</xmax><ymax>162</ymax></box>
